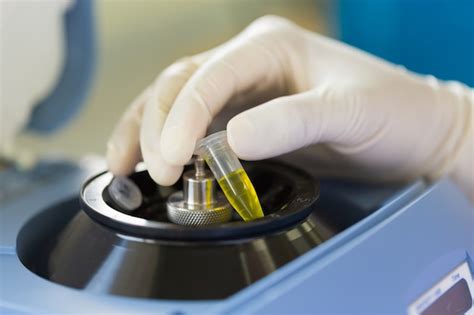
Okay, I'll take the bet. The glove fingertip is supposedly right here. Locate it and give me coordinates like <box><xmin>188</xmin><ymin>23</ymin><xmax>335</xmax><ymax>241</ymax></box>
<box><xmin>106</xmin><ymin>143</ymin><xmax>135</xmax><ymax>176</ymax></box>
<box><xmin>227</xmin><ymin>116</ymin><xmax>257</xmax><ymax>160</ymax></box>
<box><xmin>146</xmin><ymin>162</ymin><xmax>183</xmax><ymax>186</ymax></box>
<box><xmin>160</xmin><ymin>127</ymin><xmax>195</xmax><ymax>166</ymax></box>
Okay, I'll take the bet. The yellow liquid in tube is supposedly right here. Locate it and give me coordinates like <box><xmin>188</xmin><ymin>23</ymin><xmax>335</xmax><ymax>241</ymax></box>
<box><xmin>217</xmin><ymin>168</ymin><xmax>264</xmax><ymax>221</ymax></box>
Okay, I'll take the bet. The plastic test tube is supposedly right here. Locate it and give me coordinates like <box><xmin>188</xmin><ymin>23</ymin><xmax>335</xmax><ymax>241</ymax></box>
<box><xmin>195</xmin><ymin>131</ymin><xmax>264</xmax><ymax>221</ymax></box>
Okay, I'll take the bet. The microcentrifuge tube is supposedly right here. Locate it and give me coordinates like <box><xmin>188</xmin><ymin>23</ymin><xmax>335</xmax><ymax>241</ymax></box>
<box><xmin>195</xmin><ymin>131</ymin><xmax>264</xmax><ymax>221</ymax></box>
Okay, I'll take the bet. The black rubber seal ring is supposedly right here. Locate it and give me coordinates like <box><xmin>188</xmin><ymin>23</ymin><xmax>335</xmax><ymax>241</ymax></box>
<box><xmin>80</xmin><ymin>161</ymin><xmax>319</xmax><ymax>241</ymax></box>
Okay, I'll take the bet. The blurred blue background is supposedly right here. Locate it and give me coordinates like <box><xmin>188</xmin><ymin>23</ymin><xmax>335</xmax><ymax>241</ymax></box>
<box><xmin>338</xmin><ymin>0</ymin><xmax>474</xmax><ymax>86</ymax></box>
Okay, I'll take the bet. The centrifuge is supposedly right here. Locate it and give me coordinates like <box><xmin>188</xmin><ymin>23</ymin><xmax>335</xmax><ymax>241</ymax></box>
<box><xmin>2</xmin><ymin>1</ymin><xmax>472</xmax><ymax>313</ymax></box>
<box><xmin>1</xmin><ymin>151</ymin><xmax>472</xmax><ymax>314</ymax></box>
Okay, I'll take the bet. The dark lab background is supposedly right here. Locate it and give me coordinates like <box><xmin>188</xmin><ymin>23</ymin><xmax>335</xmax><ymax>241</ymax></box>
<box><xmin>17</xmin><ymin>0</ymin><xmax>474</xmax><ymax>162</ymax></box>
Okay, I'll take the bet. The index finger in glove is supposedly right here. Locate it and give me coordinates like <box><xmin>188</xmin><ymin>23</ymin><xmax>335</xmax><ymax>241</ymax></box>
<box><xmin>160</xmin><ymin>17</ymin><xmax>300</xmax><ymax>166</ymax></box>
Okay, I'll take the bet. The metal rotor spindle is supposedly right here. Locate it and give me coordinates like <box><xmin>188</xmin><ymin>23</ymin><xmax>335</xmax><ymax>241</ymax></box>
<box><xmin>167</xmin><ymin>157</ymin><xmax>232</xmax><ymax>226</ymax></box>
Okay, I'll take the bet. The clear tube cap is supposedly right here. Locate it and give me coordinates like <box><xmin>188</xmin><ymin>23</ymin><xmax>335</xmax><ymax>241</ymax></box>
<box><xmin>195</xmin><ymin>131</ymin><xmax>242</xmax><ymax>180</ymax></box>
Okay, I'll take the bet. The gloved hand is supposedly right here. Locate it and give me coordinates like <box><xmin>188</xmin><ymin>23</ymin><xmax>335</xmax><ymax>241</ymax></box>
<box><xmin>107</xmin><ymin>16</ymin><xmax>473</xmax><ymax>201</ymax></box>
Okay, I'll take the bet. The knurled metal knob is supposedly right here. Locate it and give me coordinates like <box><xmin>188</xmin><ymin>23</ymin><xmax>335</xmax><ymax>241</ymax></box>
<box><xmin>166</xmin><ymin>158</ymin><xmax>232</xmax><ymax>226</ymax></box>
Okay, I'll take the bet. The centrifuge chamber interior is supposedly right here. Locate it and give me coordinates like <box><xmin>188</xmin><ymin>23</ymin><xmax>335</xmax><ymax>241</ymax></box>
<box><xmin>1</xmin><ymin>152</ymin><xmax>473</xmax><ymax>315</ymax></box>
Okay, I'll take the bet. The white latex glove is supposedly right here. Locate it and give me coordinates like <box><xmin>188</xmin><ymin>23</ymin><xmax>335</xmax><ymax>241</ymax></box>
<box><xmin>107</xmin><ymin>16</ymin><xmax>473</xmax><ymax>201</ymax></box>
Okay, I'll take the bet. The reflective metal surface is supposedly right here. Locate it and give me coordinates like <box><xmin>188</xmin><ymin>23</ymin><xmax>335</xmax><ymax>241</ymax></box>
<box><xmin>167</xmin><ymin>158</ymin><xmax>232</xmax><ymax>226</ymax></box>
<box><xmin>182</xmin><ymin>158</ymin><xmax>216</xmax><ymax>207</ymax></box>
<box><xmin>167</xmin><ymin>191</ymin><xmax>232</xmax><ymax>226</ymax></box>
<box><xmin>17</xmin><ymin>161</ymin><xmax>326</xmax><ymax>300</ymax></box>
<box><xmin>18</xmin><ymin>199</ymin><xmax>326</xmax><ymax>300</ymax></box>
<box><xmin>80</xmin><ymin>162</ymin><xmax>319</xmax><ymax>240</ymax></box>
